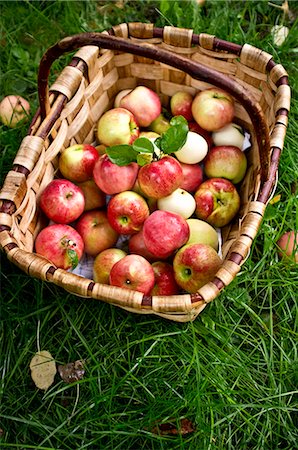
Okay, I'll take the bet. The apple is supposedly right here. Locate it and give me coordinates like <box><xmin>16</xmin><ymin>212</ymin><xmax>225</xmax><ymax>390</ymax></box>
<box><xmin>0</xmin><ymin>95</ymin><xmax>30</xmax><ymax>128</ymax></box>
<box><xmin>109</xmin><ymin>254</ymin><xmax>155</xmax><ymax>295</ymax></box>
<box><xmin>179</xmin><ymin>161</ymin><xmax>203</xmax><ymax>192</ymax></box>
<box><xmin>139</xmin><ymin>131</ymin><xmax>160</xmax><ymax>140</ymax></box>
<box><xmin>97</xmin><ymin>107</ymin><xmax>139</xmax><ymax>146</ymax></box>
<box><xmin>77</xmin><ymin>180</ymin><xmax>106</xmax><ymax>211</ymax></box>
<box><xmin>151</xmin><ymin>261</ymin><xmax>179</xmax><ymax>296</ymax></box>
<box><xmin>186</xmin><ymin>218</ymin><xmax>219</xmax><ymax>250</ymax></box>
<box><xmin>120</xmin><ymin>86</ymin><xmax>162</xmax><ymax>127</ymax></box>
<box><xmin>188</xmin><ymin>121</ymin><xmax>213</xmax><ymax>150</ymax></box>
<box><xmin>138</xmin><ymin>155</ymin><xmax>183</xmax><ymax>199</ymax></box>
<box><xmin>58</xmin><ymin>144</ymin><xmax>99</xmax><ymax>183</ymax></box>
<box><xmin>194</xmin><ymin>178</ymin><xmax>240</xmax><ymax>228</ymax></box>
<box><xmin>157</xmin><ymin>188</ymin><xmax>196</xmax><ymax>219</ymax></box>
<box><xmin>93</xmin><ymin>248</ymin><xmax>127</xmax><ymax>284</ymax></box>
<box><xmin>277</xmin><ymin>231</ymin><xmax>298</xmax><ymax>263</ymax></box>
<box><xmin>204</xmin><ymin>145</ymin><xmax>247</xmax><ymax>184</ymax></box>
<box><xmin>173</xmin><ymin>243</ymin><xmax>222</xmax><ymax>293</ymax></box>
<box><xmin>191</xmin><ymin>87</ymin><xmax>235</xmax><ymax>132</ymax></box>
<box><xmin>75</xmin><ymin>210</ymin><xmax>118</xmax><ymax>256</ymax></box>
<box><xmin>114</xmin><ymin>89</ymin><xmax>132</xmax><ymax>108</ymax></box>
<box><xmin>149</xmin><ymin>113</ymin><xmax>170</xmax><ymax>134</ymax></box>
<box><xmin>35</xmin><ymin>224</ymin><xmax>84</xmax><ymax>270</ymax></box>
<box><xmin>95</xmin><ymin>144</ymin><xmax>107</xmax><ymax>155</ymax></box>
<box><xmin>170</xmin><ymin>91</ymin><xmax>193</xmax><ymax>121</ymax></box>
<box><xmin>128</xmin><ymin>228</ymin><xmax>158</xmax><ymax>262</ymax></box>
<box><xmin>93</xmin><ymin>154</ymin><xmax>139</xmax><ymax>195</ymax></box>
<box><xmin>212</xmin><ymin>123</ymin><xmax>245</xmax><ymax>149</ymax></box>
<box><xmin>174</xmin><ymin>131</ymin><xmax>208</xmax><ymax>164</ymax></box>
<box><xmin>143</xmin><ymin>210</ymin><xmax>190</xmax><ymax>259</ymax></box>
<box><xmin>39</xmin><ymin>179</ymin><xmax>85</xmax><ymax>224</ymax></box>
<box><xmin>107</xmin><ymin>191</ymin><xmax>150</xmax><ymax>235</ymax></box>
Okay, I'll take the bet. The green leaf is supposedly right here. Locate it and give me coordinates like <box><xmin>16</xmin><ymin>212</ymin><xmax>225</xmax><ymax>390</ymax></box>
<box><xmin>67</xmin><ymin>249</ymin><xmax>79</xmax><ymax>270</ymax></box>
<box><xmin>106</xmin><ymin>145</ymin><xmax>138</xmax><ymax>166</ymax></box>
<box><xmin>132</xmin><ymin>137</ymin><xmax>154</xmax><ymax>154</ymax></box>
<box><xmin>170</xmin><ymin>115</ymin><xmax>188</xmax><ymax>128</ymax></box>
<box><xmin>137</xmin><ymin>153</ymin><xmax>152</xmax><ymax>166</ymax></box>
<box><xmin>159</xmin><ymin>115</ymin><xmax>189</xmax><ymax>154</ymax></box>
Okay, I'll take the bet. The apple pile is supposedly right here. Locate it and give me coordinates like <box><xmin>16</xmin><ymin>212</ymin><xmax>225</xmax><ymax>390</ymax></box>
<box><xmin>34</xmin><ymin>85</ymin><xmax>249</xmax><ymax>296</ymax></box>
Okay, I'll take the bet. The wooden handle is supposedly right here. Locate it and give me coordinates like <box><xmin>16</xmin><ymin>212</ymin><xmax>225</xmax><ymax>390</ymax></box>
<box><xmin>38</xmin><ymin>31</ymin><xmax>271</xmax><ymax>180</ymax></box>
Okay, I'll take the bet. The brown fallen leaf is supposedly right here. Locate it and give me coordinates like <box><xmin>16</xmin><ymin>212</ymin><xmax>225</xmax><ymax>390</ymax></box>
<box><xmin>151</xmin><ymin>418</ymin><xmax>195</xmax><ymax>436</ymax></box>
<box><xmin>58</xmin><ymin>360</ymin><xmax>85</xmax><ymax>384</ymax></box>
<box><xmin>30</xmin><ymin>350</ymin><xmax>56</xmax><ymax>390</ymax></box>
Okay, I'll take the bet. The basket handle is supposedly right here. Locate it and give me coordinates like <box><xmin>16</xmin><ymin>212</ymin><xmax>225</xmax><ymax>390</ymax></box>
<box><xmin>38</xmin><ymin>32</ymin><xmax>271</xmax><ymax>180</ymax></box>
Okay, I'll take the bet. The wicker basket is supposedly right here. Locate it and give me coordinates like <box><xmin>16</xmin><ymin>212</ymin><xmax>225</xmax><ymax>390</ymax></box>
<box><xmin>0</xmin><ymin>23</ymin><xmax>291</xmax><ymax>322</ymax></box>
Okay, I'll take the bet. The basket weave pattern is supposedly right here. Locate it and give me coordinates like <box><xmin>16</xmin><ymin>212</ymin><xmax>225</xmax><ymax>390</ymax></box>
<box><xmin>0</xmin><ymin>23</ymin><xmax>290</xmax><ymax>322</ymax></box>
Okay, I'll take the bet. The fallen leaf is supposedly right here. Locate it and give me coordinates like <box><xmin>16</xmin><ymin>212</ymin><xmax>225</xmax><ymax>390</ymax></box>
<box><xmin>151</xmin><ymin>418</ymin><xmax>195</xmax><ymax>436</ymax></box>
<box><xmin>58</xmin><ymin>360</ymin><xmax>85</xmax><ymax>383</ymax></box>
<box><xmin>269</xmin><ymin>194</ymin><xmax>281</xmax><ymax>205</ymax></box>
<box><xmin>271</xmin><ymin>25</ymin><xmax>289</xmax><ymax>46</ymax></box>
<box><xmin>30</xmin><ymin>350</ymin><xmax>56</xmax><ymax>390</ymax></box>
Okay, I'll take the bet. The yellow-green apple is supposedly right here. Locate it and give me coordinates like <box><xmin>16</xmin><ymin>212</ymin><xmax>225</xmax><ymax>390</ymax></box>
<box><xmin>137</xmin><ymin>155</ymin><xmax>183</xmax><ymax>199</ymax></box>
<box><xmin>93</xmin><ymin>248</ymin><xmax>127</xmax><ymax>284</ymax></box>
<box><xmin>194</xmin><ymin>178</ymin><xmax>240</xmax><ymax>228</ymax></box>
<box><xmin>173</xmin><ymin>243</ymin><xmax>222</xmax><ymax>293</ymax></box>
<box><xmin>204</xmin><ymin>145</ymin><xmax>247</xmax><ymax>184</ymax></box>
<box><xmin>149</xmin><ymin>113</ymin><xmax>170</xmax><ymax>134</ymax></box>
<box><xmin>109</xmin><ymin>254</ymin><xmax>155</xmax><ymax>295</ymax></box>
<box><xmin>35</xmin><ymin>224</ymin><xmax>84</xmax><ymax>270</ymax></box>
<box><xmin>179</xmin><ymin>161</ymin><xmax>203</xmax><ymax>192</ymax></box>
<box><xmin>39</xmin><ymin>179</ymin><xmax>85</xmax><ymax>224</ymax></box>
<box><xmin>97</xmin><ymin>107</ymin><xmax>139</xmax><ymax>146</ymax></box>
<box><xmin>107</xmin><ymin>191</ymin><xmax>150</xmax><ymax>234</ymax></box>
<box><xmin>77</xmin><ymin>180</ymin><xmax>106</xmax><ymax>211</ymax></box>
<box><xmin>139</xmin><ymin>131</ymin><xmax>160</xmax><ymax>140</ymax></box>
<box><xmin>114</xmin><ymin>89</ymin><xmax>132</xmax><ymax>108</ymax></box>
<box><xmin>191</xmin><ymin>88</ymin><xmax>235</xmax><ymax>132</ymax></box>
<box><xmin>93</xmin><ymin>154</ymin><xmax>139</xmax><ymax>195</ymax></box>
<box><xmin>157</xmin><ymin>188</ymin><xmax>196</xmax><ymax>219</ymax></box>
<box><xmin>58</xmin><ymin>144</ymin><xmax>99</xmax><ymax>183</ymax></box>
<box><xmin>119</xmin><ymin>86</ymin><xmax>162</xmax><ymax>127</ymax></box>
<box><xmin>150</xmin><ymin>261</ymin><xmax>179</xmax><ymax>296</ymax></box>
<box><xmin>143</xmin><ymin>210</ymin><xmax>190</xmax><ymax>259</ymax></box>
<box><xmin>128</xmin><ymin>228</ymin><xmax>158</xmax><ymax>262</ymax></box>
<box><xmin>186</xmin><ymin>218</ymin><xmax>219</xmax><ymax>250</ymax></box>
<box><xmin>170</xmin><ymin>91</ymin><xmax>193</xmax><ymax>121</ymax></box>
<box><xmin>212</xmin><ymin>123</ymin><xmax>245</xmax><ymax>149</ymax></box>
<box><xmin>277</xmin><ymin>231</ymin><xmax>298</xmax><ymax>263</ymax></box>
<box><xmin>0</xmin><ymin>95</ymin><xmax>30</xmax><ymax>128</ymax></box>
<box><xmin>174</xmin><ymin>131</ymin><xmax>208</xmax><ymax>164</ymax></box>
<box><xmin>75</xmin><ymin>210</ymin><xmax>118</xmax><ymax>256</ymax></box>
<box><xmin>95</xmin><ymin>144</ymin><xmax>107</xmax><ymax>155</ymax></box>
<box><xmin>188</xmin><ymin>121</ymin><xmax>213</xmax><ymax>150</ymax></box>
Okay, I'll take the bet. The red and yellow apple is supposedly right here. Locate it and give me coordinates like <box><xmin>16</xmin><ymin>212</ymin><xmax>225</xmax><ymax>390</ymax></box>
<box><xmin>97</xmin><ymin>107</ymin><xmax>139</xmax><ymax>146</ymax></box>
<box><xmin>128</xmin><ymin>228</ymin><xmax>158</xmax><ymax>262</ymax></box>
<box><xmin>277</xmin><ymin>230</ymin><xmax>298</xmax><ymax>263</ymax></box>
<box><xmin>93</xmin><ymin>248</ymin><xmax>127</xmax><ymax>284</ymax></box>
<box><xmin>179</xmin><ymin>161</ymin><xmax>203</xmax><ymax>193</ymax></box>
<box><xmin>77</xmin><ymin>180</ymin><xmax>106</xmax><ymax>211</ymax></box>
<box><xmin>170</xmin><ymin>91</ymin><xmax>193</xmax><ymax>121</ymax></box>
<box><xmin>151</xmin><ymin>261</ymin><xmax>179</xmax><ymax>296</ymax></box>
<box><xmin>59</xmin><ymin>144</ymin><xmax>99</xmax><ymax>183</ymax></box>
<box><xmin>119</xmin><ymin>86</ymin><xmax>162</xmax><ymax>127</ymax></box>
<box><xmin>204</xmin><ymin>145</ymin><xmax>247</xmax><ymax>184</ymax></box>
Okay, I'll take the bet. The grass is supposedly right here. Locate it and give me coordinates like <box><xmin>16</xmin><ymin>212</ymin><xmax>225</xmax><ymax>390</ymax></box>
<box><xmin>0</xmin><ymin>0</ymin><xmax>298</xmax><ymax>448</ymax></box>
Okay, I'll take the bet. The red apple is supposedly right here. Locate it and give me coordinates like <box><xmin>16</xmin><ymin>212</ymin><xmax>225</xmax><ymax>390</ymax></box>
<box><xmin>179</xmin><ymin>161</ymin><xmax>203</xmax><ymax>192</ymax></box>
<box><xmin>137</xmin><ymin>156</ymin><xmax>183</xmax><ymax>199</ymax></box>
<box><xmin>277</xmin><ymin>231</ymin><xmax>298</xmax><ymax>263</ymax></box>
<box><xmin>191</xmin><ymin>88</ymin><xmax>235</xmax><ymax>132</ymax></box>
<box><xmin>173</xmin><ymin>243</ymin><xmax>222</xmax><ymax>293</ymax></box>
<box><xmin>0</xmin><ymin>95</ymin><xmax>30</xmax><ymax>128</ymax></box>
<box><xmin>143</xmin><ymin>210</ymin><xmax>190</xmax><ymax>259</ymax></box>
<box><xmin>35</xmin><ymin>224</ymin><xmax>84</xmax><ymax>270</ymax></box>
<box><xmin>194</xmin><ymin>178</ymin><xmax>240</xmax><ymax>228</ymax></box>
<box><xmin>120</xmin><ymin>86</ymin><xmax>162</xmax><ymax>127</ymax></box>
<box><xmin>170</xmin><ymin>91</ymin><xmax>193</xmax><ymax>121</ymax></box>
<box><xmin>109</xmin><ymin>254</ymin><xmax>155</xmax><ymax>295</ymax></box>
<box><xmin>97</xmin><ymin>107</ymin><xmax>139</xmax><ymax>146</ymax></box>
<box><xmin>128</xmin><ymin>228</ymin><xmax>158</xmax><ymax>262</ymax></box>
<box><xmin>188</xmin><ymin>121</ymin><xmax>213</xmax><ymax>150</ymax></box>
<box><xmin>77</xmin><ymin>180</ymin><xmax>106</xmax><ymax>211</ymax></box>
<box><xmin>39</xmin><ymin>179</ymin><xmax>85</xmax><ymax>224</ymax></box>
<box><xmin>107</xmin><ymin>191</ymin><xmax>150</xmax><ymax>234</ymax></box>
<box><xmin>93</xmin><ymin>154</ymin><xmax>139</xmax><ymax>195</ymax></box>
<box><xmin>93</xmin><ymin>248</ymin><xmax>127</xmax><ymax>284</ymax></box>
<box><xmin>204</xmin><ymin>145</ymin><xmax>247</xmax><ymax>184</ymax></box>
<box><xmin>59</xmin><ymin>144</ymin><xmax>99</xmax><ymax>183</ymax></box>
<box><xmin>151</xmin><ymin>261</ymin><xmax>179</xmax><ymax>296</ymax></box>
<box><xmin>75</xmin><ymin>210</ymin><xmax>118</xmax><ymax>256</ymax></box>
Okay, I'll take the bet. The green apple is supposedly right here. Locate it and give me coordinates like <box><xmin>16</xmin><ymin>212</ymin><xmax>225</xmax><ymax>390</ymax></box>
<box><xmin>186</xmin><ymin>218</ymin><xmax>219</xmax><ymax>250</ymax></box>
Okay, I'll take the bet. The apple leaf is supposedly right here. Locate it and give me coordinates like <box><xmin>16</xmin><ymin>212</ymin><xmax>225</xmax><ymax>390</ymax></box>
<box><xmin>132</xmin><ymin>137</ymin><xmax>154</xmax><ymax>154</ymax></box>
<box><xmin>106</xmin><ymin>145</ymin><xmax>139</xmax><ymax>166</ymax></box>
<box><xmin>137</xmin><ymin>153</ymin><xmax>153</xmax><ymax>166</ymax></box>
<box><xmin>30</xmin><ymin>350</ymin><xmax>57</xmax><ymax>391</ymax></box>
<box><xmin>66</xmin><ymin>249</ymin><xmax>79</xmax><ymax>270</ymax></box>
<box><xmin>157</xmin><ymin>115</ymin><xmax>189</xmax><ymax>154</ymax></box>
